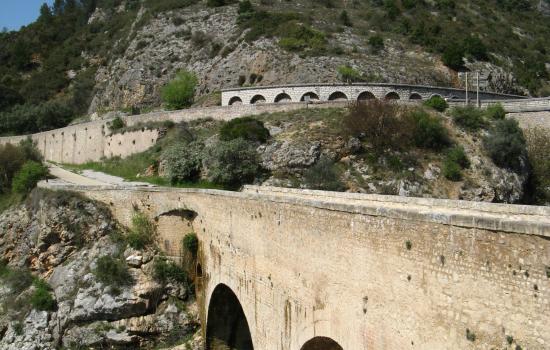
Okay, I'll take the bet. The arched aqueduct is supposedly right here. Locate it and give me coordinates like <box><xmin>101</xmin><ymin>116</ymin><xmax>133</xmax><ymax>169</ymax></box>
<box><xmin>221</xmin><ymin>83</ymin><xmax>523</xmax><ymax>106</ymax></box>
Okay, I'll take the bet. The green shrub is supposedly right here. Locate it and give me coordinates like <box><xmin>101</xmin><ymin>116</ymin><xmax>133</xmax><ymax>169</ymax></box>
<box><xmin>204</xmin><ymin>139</ymin><xmax>261</xmax><ymax>188</ymax></box>
<box><xmin>446</xmin><ymin>146</ymin><xmax>470</xmax><ymax>169</ymax></box>
<box><xmin>442</xmin><ymin>43</ymin><xmax>465</xmax><ymax>70</ymax></box>
<box><xmin>162</xmin><ymin>141</ymin><xmax>204</xmax><ymax>183</ymax></box>
<box><xmin>340</xmin><ymin>10</ymin><xmax>352</xmax><ymax>27</ymax></box>
<box><xmin>127</xmin><ymin>212</ymin><xmax>156</xmax><ymax>249</ymax></box>
<box><xmin>153</xmin><ymin>258</ymin><xmax>189</xmax><ymax>285</ymax></box>
<box><xmin>484</xmin><ymin>103</ymin><xmax>506</xmax><ymax>120</ymax></box>
<box><xmin>484</xmin><ymin>119</ymin><xmax>527</xmax><ymax>173</ymax></box>
<box><xmin>423</xmin><ymin>95</ymin><xmax>448</xmax><ymax>112</ymax></box>
<box><xmin>337</xmin><ymin>65</ymin><xmax>363</xmax><ymax>83</ymax></box>
<box><xmin>109</xmin><ymin>117</ymin><xmax>125</xmax><ymax>131</ymax></box>
<box><xmin>451</xmin><ymin>106</ymin><xmax>485</xmax><ymax>130</ymax></box>
<box><xmin>183</xmin><ymin>233</ymin><xmax>198</xmax><ymax>258</ymax></box>
<box><xmin>525</xmin><ymin>128</ymin><xmax>550</xmax><ymax>204</ymax></box>
<box><xmin>443</xmin><ymin>158</ymin><xmax>462</xmax><ymax>181</ymax></box>
<box><xmin>93</xmin><ymin>255</ymin><xmax>134</xmax><ymax>288</ymax></box>
<box><xmin>162</xmin><ymin>70</ymin><xmax>198</xmax><ymax>110</ymax></box>
<box><xmin>207</xmin><ymin>0</ymin><xmax>226</xmax><ymax>7</ymax></box>
<box><xmin>303</xmin><ymin>157</ymin><xmax>345</xmax><ymax>191</ymax></box>
<box><xmin>0</xmin><ymin>266</ymin><xmax>33</xmax><ymax>294</ymax></box>
<box><xmin>11</xmin><ymin>161</ymin><xmax>48</xmax><ymax>194</ymax></box>
<box><xmin>343</xmin><ymin>100</ymin><xmax>413</xmax><ymax>151</ymax></box>
<box><xmin>368</xmin><ymin>35</ymin><xmax>384</xmax><ymax>52</ymax></box>
<box><xmin>219</xmin><ymin>117</ymin><xmax>270</xmax><ymax>143</ymax></box>
<box><xmin>408</xmin><ymin>110</ymin><xmax>449</xmax><ymax>150</ymax></box>
<box><xmin>30</xmin><ymin>279</ymin><xmax>56</xmax><ymax>311</ymax></box>
<box><xmin>277</xmin><ymin>22</ymin><xmax>327</xmax><ymax>53</ymax></box>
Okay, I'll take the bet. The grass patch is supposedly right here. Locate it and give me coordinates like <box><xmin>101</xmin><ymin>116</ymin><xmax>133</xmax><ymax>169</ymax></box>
<box><xmin>127</xmin><ymin>212</ymin><xmax>156</xmax><ymax>250</ymax></box>
<box><xmin>93</xmin><ymin>255</ymin><xmax>134</xmax><ymax>293</ymax></box>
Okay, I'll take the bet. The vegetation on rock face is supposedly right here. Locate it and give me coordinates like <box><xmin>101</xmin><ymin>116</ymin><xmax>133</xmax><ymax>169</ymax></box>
<box><xmin>525</xmin><ymin>128</ymin><xmax>550</xmax><ymax>204</ymax></box>
<box><xmin>337</xmin><ymin>65</ymin><xmax>363</xmax><ymax>83</ymax></box>
<box><xmin>484</xmin><ymin>119</ymin><xmax>527</xmax><ymax>173</ymax></box>
<box><xmin>153</xmin><ymin>257</ymin><xmax>190</xmax><ymax>285</ymax></box>
<box><xmin>219</xmin><ymin>117</ymin><xmax>270</xmax><ymax>143</ymax></box>
<box><xmin>408</xmin><ymin>109</ymin><xmax>450</xmax><ymax>150</ymax></box>
<box><xmin>303</xmin><ymin>157</ymin><xmax>344</xmax><ymax>191</ymax></box>
<box><xmin>127</xmin><ymin>212</ymin><xmax>157</xmax><ymax>249</ymax></box>
<box><xmin>183</xmin><ymin>233</ymin><xmax>199</xmax><ymax>258</ymax></box>
<box><xmin>204</xmin><ymin>138</ymin><xmax>262</xmax><ymax>188</ymax></box>
<box><xmin>485</xmin><ymin>103</ymin><xmax>506</xmax><ymax>120</ymax></box>
<box><xmin>162</xmin><ymin>141</ymin><xmax>204</xmax><ymax>183</ymax></box>
<box><xmin>12</xmin><ymin>161</ymin><xmax>49</xmax><ymax>194</ymax></box>
<box><xmin>423</xmin><ymin>95</ymin><xmax>448</xmax><ymax>112</ymax></box>
<box><xmin>443</xmin><ymin>146</ymin><xmax>470</xmax><ymax>181</ymax></box>
<box><xmin>30</xmin><ymin>279</ymin><xmax>57</xmax><ymax>311</ymax></box>
<box><xmin>162</xmin><ymin>70</ymin><xmax>198</xmax><ymax>110</ymax></box>
<box><xmin>451</xmin><ymin>106</ymin><xmax>486</xmax><ymax>131</ymax></box>
<box><xmin>94</xmin><ymin>255</ymin><xmax>134</xmax><ymax>292</ymax></box>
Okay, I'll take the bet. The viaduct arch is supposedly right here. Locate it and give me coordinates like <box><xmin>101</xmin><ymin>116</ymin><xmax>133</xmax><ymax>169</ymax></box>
<box><xmin>300</xmin><ymin>337</ymin><xmax>343</xmax><ymax>350</ymax></box>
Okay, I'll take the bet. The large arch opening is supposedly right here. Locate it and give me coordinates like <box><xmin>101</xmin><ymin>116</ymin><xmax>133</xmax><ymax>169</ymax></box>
<box><xmin>384</xmin><ymin>91</ymin><xmax>400</xmax><ymax>100</ymax></box>
<box><xmin>228</xmin><ymin>96</ymin><xmax>243</xmax><ymax>105</ymax></box>
<box><xmin>300</xmin><ymin>337</ymin><xmax>343</xmax><ymax>350</ymax></box>
<box><xmin>274</xmin><ymin>93</ymin><xmax>292</xmax><ymax>103</ymax></box>
<box><xmin>357</xmin><ymin>91</ymin><xmax>376</xmax><ymax>101</ymax></box>
<box><xmin>250</xmin><ymin>95</ymin><xmax>266</xmax><ymax>104</ymax></box>
<box><xmin>206</xmin><ymin>284</ymin><xmax>254</xmax><ymax>350</ymax></box>
<box><xmin>409</xmin><ymin>93</ymin><xmax>422</xmax><ymax>100</ymax></box>
<box><xmin>328</xmin><ymin>91</ymin><xmax>348</xmax><ymax>101</ymax></box>
<box><xmin>300</xmin><ymin>92</ymin><xmax>320</xmax><ymax>102</ymax></box>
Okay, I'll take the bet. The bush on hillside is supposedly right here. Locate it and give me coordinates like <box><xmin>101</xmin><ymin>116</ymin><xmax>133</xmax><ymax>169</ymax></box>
<box><xmin>278</xmin><ymin>22</ymin><xmax>327</xmax><ymax>53</ymax></box>
<box><xmin>343</xmin><ymin>100</ymin><xmax>413</xmax><ymax>151</ymax></box>
<box><xmin>162</xmin><ymin>141</ymin><xmax>204</xmax><ymax>183</ymax></box>
<box><xmin>219</xmin><ymin>117</ymin><xmax>270</xmax><ymax>143</ymax></box>
<box><xmin>109</xmin><ymin>117</ymin><xmax>125</xmax><ymax>131</ymax></box>
<box><xmin>303</xmin><ymin>157</ymin><xmax>345</xmax><ymax>191</ymax></box>
<box><xmin>337</xmin><ymin>65</ymin><xmax>363</xmax><ymax>83</ymax></box>
<box><xmin>368</xmin><ymin>35</ymin><xmax>384</xmax><ymax>53</ymax></box>
<box><xmin>162</xmin><ymin>70</ymin><xmax>198</xmax><ymax>110</ymax></box>
<box><xmin>443</xmin><ymin>158</ymin><xmax>462</xmax><ymax>181</ymax></box>
<box><xmin>153</xmin><ymin>257</ymin><xmax>189</xmax><ymax>285</ymax></box>
<box><xmin>446</xmin><ymin>146</ymin><xmax>470</xmax><ymax>169</ymax></box>
<box><xmin>442</xmin><ymin>43</ymin><xmax>465</xmax><ymax>70</ymax></box>
<box><xmin>127</xmin><ymin>212</ymin><xmax>156</xmax><ymax>249</ymax></box>
<box><xmin>30</xmin><ymin>279</ymin><xmax>56</xmax><ymax>311</ymax></box>
<box><xmin>0</xmin><ymin>144</ymin><xmax>27</xmax><ymax>193</ymax></box>
<box><xmin>423</xmin><ymin>95</ymin><xmax>448</xmax><ymax>112</ymax></box>
<box><xmin>407</xmin><ymin>109</ymin><xmax>450</xmax><ymax>150</ymax></box>
<box><xmin>451</xmin><ymin>106</ymin><xmax>485</xmax><ymax>130</ymax></box>
<box><xmin>340</xmin><ymin>10</ymin><xmax>352</xmax><ymax>26</ymax></box>
<box><xmin>93</xmin><ymin>255</ymin><xmax>134</xmax><ymax>290</ymax></box>
<box><xmin>484</xmin><ymin>103</ymin><xmax>506</xmax><ymax>120</ymax></box>
<box><xmin>484</xmin><ymin>119</ymin><xmax>527</xmax><ymax>173</ymax></box>
<box><xmin>204</xmin><ymin>138</ymin><xmax>261</xmax><ymax>188</ymax></box>
<box><xmin>11</xmin><ymin>161</ymin><xmax>48</xmax><ymax>194</ymax></box>
<box><xmin>525</xmin><ymin>128</ymin><xmax>550</xmax><ymax>204</ymax></box>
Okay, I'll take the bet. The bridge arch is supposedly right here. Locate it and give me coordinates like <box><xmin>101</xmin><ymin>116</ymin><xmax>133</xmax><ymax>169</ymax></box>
<box><xmin>300</xmin><ymin>336</ymin><xmax>343</xmax><ymax>350</ymax></box>
<box><xmin>250</xmin><ymin>94</ymin><xmax>266</xmax><ymax>104</ymax></box>
<box><xmin>328</xmin><ymin>91</ymin><xmax>348</xmax><ymax>101</ymax></box>
<box><xmin>228</xmin><ymin>96</ymin><xmax>243</xmax><ymax>105</ymax></box>
<box><xmin>384</xmin><ymin>91</ymin><xmax>400</xmax><ymax>100</ymax></box>
<box><xmin>357</xmin><ymin>91</ymin><xmax>376</xmax><ymax>101</ymax></box>
<box><xmin>206</xmin><ymin>283</ymin><xmax>254</xmax><ymax>350</ymax></box>
<box><xmin>274</xmin><ymin>92</ymin><xmax>292</xmax><ymax>103</ymax></box>
<box><xmin>300</xmin><ymin>92</ymin><xmax>320</xmax><ymax>102</ymax></box>
<box><xmin>409</xmin><ymin>92</ymin><xmax>422</xmax><ymax>100</ymax></box>
<box><xmin>430</xmin><ymin>93</ymin><xmax>443</xmax><ymax>99</ymax></box>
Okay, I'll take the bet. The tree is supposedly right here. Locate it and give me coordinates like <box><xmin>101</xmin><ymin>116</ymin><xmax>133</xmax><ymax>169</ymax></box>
<box><xmin>340</xmin><ymin>10</ymin><xmax>352</xmax><ymax>27</ymax></box>
<box><xmin>442</xmin><ymin>43</ymin><xmax>465</xmax><ymax>70</ymax></box>
<box><xmin>368</xmin><ymin>35</ymin><xmax>384</xmax><ymax>53</ymax></box>
<box><xmin>337</xmin><ymin>65</ymin><xmax>363</xmax><ymax>83</ymax></box>
<box><xmin>161</xmin><ymin>70</ymin><xmax>198</xmax><ymax>110</ymax></box>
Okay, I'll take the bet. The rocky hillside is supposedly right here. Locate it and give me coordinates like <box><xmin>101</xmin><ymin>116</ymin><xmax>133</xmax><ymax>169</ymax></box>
<box><xmin>0</xmin><ymin>189</ymin><xmax>202</xmax><ymax>349</ymax></box>
<box><xmin>0</xmin><ymin>0</ymin><xmax>549</xmax><ymax>135</ymax></box>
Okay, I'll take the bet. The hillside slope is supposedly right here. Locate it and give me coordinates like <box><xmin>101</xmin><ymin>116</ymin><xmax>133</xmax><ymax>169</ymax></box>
<box><xmin>0</xmin><ymin>0</ymin><xmax>549</xmax><ymax>134</ymax></box>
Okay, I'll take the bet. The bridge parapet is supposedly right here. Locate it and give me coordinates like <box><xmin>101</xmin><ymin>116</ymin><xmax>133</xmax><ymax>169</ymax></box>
<box><xmin>39</xmin><ymin>181</ymin><xmax>550</xmax><ymax>349</ymax></box>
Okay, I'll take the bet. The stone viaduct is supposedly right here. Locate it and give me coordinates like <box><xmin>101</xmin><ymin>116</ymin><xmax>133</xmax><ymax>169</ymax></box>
<box><xmin>40</xmin><ymin>182</ymin><xmax>550</xmax><ymax>350</ymax></box>
<box><xmin>221</xmin><ymin>83</ymin><xmax>524</xmax><ymax>106</ymax></box>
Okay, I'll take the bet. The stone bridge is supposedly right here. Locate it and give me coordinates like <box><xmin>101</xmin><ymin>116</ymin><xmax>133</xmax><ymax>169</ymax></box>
<box><xmin>41</xmin><ymin>182</ymin><xmax>550</xmax><ymax>350</ymax></box>
<box><xmin>221</xmin><ymin>83</ymin><xmax>524</xmax><ymax>106</ymax></box>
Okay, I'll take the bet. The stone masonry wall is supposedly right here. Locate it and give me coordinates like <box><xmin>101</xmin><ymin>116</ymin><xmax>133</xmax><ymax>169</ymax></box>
<box><xmin>45</xmin><ymin>183</ymin><xmax>550</xmax><ymax>350</ymax></box>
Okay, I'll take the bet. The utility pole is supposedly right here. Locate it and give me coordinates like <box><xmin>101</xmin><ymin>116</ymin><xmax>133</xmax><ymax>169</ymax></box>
<box><xmin>476</xmin><ymin>72</ymin><xmax>480</xmax><ymax>108</ymax></box>
<box><xmin>465</xmin><ymin>72</ymin><xmax>469</xmax><ymax>106</ymax></box>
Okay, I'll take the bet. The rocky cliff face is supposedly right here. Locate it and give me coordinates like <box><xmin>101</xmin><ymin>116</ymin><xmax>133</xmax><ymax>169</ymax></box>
<box><xmin>88</xmin><ymin>5</ymin><xmax>457</xmax><ymax>113</ymax></box>
<box><xmin>0</xmin><ymin>190</ymin><xmax>201</xmax><ymax>349</ymax></box>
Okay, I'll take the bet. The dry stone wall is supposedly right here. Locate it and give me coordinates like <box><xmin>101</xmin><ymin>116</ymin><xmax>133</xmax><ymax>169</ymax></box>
<box><xmin>41</xmin><ymin>182</ymin><xmax>550</xmax><ymax>350</ymax></box>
